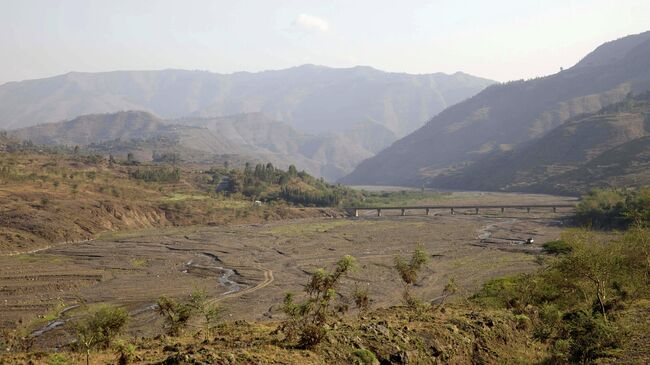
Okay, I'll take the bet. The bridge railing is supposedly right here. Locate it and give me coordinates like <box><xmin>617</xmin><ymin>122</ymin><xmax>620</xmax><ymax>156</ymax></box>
<box><xmin>345</xmin><ymin>204</ymin><xmax>577</xmax><ymax>217</ymax></box>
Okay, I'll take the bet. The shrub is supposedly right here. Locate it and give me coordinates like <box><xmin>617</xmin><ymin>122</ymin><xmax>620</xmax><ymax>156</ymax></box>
<box><xmin>72</xmin><ymin>305</ymin><xmax>129</xmax><ymax>365</ymax></box>
<box><xmin>114</xmin><ymin>339</ymin><xmax>136</xmax><ymax>365</ymax></box>
<box><xmin>434</xmin><ymin>277</ymin><xmax>458</xmax><ymax>310</ymax></box>
<box><xmin>156</xmin><ymin>290</ymin><xmax>215</xmax><ymax>336</ymax></box>
<box><xmin>514</xmin><ymin>314</ymin><xmax>531</xmax><ymax>330</ymax></box>
<box><xmin>75</xmin><ymin>305</ymin><xmax>128</xmax><ymax>349</ymax></box>
<box><xmin>542</xmin><ymin>240</ymin><xmax>572</xmax><ymax>255</ymax></box>
<box><xmin>279</xmin><ymin>255</ymin><xmax>356</xmax><ymax>348</ymax></box>
<box><xmin>394</xmin><ymin>244</ymin><xmax>429</xmax><ymax>306</ymax></box>
<box><xmin>473</xmin><ymin>228</ymin><xmax>650</xmax><ymax>363</ymax></box>
<box><xmin>156</xmin><ymin>296</ymin><xmax>194</xmax><ymax>336</ymax></box>
<box><xmin>352</xmin><ymin>348</ymin><xmax>379</xmax><ymax>365</ymax></box>
<box><xmin>560</xmin><ymin>310</ymin><xmax>623</xmax><ymax>363</ymax></box>
<box><xmin>202</xmin><ymin>303</ymin><xmax>224</xmax><ymax>337</ymax></box>
<box><xmin>353</xmin><ymin>286</ymin><xmax>370</xmax><ymax>313</ymax></box>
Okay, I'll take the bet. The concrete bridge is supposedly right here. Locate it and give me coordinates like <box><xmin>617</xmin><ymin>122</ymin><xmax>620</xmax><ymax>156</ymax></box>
<box><xmin>346</xmin><ymin>203</ymin><xmax>577</xmax><ymax>217</ymax></box>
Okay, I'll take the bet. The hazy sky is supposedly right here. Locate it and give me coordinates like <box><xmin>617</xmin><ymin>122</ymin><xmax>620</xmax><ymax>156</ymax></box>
<box><xmin>1</xmin><ymin>0</ymin><xmax>649</xmax><ymax>84</ymax></box>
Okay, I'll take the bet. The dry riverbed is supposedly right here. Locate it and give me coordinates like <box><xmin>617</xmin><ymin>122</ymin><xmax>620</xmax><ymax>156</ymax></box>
<box><xmin>0</xmin><ymin>198</ymin><xmax>571</xmax><ymax>348</ymax></box>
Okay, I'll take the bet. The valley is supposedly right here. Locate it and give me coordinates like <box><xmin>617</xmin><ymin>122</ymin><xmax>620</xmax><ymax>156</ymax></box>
<box><xmin>1</xmin><ymin>8</ymin><xmax>650</xmax><ymax>363</ymax></box>
<box><xmin>0</xmin><ymin>192</ymin><xmax>570</xmax><ymax>349</ymax></box>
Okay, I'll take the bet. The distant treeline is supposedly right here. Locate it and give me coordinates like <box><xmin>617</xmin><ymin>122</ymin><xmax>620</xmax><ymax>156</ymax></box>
<box><xmin>129</xmin><ymin>167</ymin><xmax>181</xmax><ymax>183</ymax></box>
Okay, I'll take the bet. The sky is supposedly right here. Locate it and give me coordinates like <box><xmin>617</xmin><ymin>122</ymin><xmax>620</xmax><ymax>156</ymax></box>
<box><xmin>0</xmin><ymin>0</ymin><xmax>649</xmax><ymax>84</ymax></box>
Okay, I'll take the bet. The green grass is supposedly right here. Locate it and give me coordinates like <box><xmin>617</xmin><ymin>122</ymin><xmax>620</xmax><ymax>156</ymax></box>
<box><xmin>130</xmin><ymin>258</ymin><xmax>148</xmax><ymax>268</ymax></box>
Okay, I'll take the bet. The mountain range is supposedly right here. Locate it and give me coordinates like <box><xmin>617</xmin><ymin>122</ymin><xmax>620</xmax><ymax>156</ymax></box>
<box><xmin>4</xmin><ymin>31</ymin><xmax>650</xmax><ymax>193</ymax></box>
<box><xmin>0</xmin><ymin>65</ymin><xmax>495</xmax><ymax>180</ymax></box>
<box><xmin>342</xmin><ymin>31</ymin><xmax>650</xmax><ymax>193</ymax></box>
<box><xmin>0</xmin><ymin>65</ymin><xmax>494</xmax><ymax>137</ymax></box>
<box><xmin>9</xmin><ymin>110</ymin><xmax>399</xmax><ymax>180</ymax></box>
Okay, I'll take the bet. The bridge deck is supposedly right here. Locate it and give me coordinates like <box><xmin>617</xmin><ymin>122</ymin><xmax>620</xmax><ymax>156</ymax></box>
<box><xmin>346</xmin><ymin>204</ymin><xmax>576</xmax><ymax>217</ymax></box>
<box><xmin>348</xmin><ymin>204</ymin><xmax>576</xmax><ymax>210</ymax></box>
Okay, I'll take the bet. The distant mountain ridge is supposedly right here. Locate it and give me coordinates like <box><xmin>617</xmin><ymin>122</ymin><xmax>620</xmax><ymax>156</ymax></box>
<box><xmin>0</xmin><ymin>65</ymin><xmax>495</xmax><ymax>137</ymax></box>
<box><xmin>342</xmin><ymin>31</ymin><xmax>650</xmax><ymax>189</ymax></box>
<box><xmin>9</xmin><ymin>111</ymin><xmax>397</xmax><ymax>180</ymax></box>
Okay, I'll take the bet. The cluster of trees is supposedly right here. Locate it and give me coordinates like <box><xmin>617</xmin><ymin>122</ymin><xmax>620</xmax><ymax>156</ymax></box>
<box><xmin>279</xmin><ymin>186</ymin><xmax>343</xmax><ymax>207</ymax></box>
<box><xmin>575</xmin><ymin>187</ymin><xmax>650</xmax><ymax>228</ymax></box>
<box><xmin>471</xmin><ymin>187</ymin><xmax>650</xmax><ymax>363</ymax></box>
<box><xmin>473</xmin><ymin>227</ymin><xmax>650</xmax><ymax>363</ymax></box>
<box><xmin>129</xmin><ymin>167</ymin><xmax>181</xmax><ymax>183</ymax></box>
<box><xmin>209</xmin><ymin>162</ymin><xmax>358</xmax><ymax>207</ymax></box>
<box><xmin>152</xmin><ymin>152</ymin><xmax>181</xmax><ymax>164</ymax></box>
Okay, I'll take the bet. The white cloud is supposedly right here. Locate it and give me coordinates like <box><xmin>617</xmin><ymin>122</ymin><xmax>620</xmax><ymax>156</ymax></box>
<box><xmin>292</xmin><ymin>14</ymin><xmax>329</xmax><ymax>33</ymax></box>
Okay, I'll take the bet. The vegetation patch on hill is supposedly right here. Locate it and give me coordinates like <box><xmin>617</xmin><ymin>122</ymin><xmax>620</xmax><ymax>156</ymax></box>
<box><xmin>0</xmin><ymin>145</ymin><xmax>350</xmax><ymax>255</ymax></box>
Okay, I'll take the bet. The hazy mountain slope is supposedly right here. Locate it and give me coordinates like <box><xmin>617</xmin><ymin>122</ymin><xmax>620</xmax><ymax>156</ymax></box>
<box><xmin>178</xmin><ymin>113</ymin><xmax>395</xmax><ymax>180</ymax></box>
<box><xmin>10</xmin><ymin>111</ymin><xmax>389</xmax><ymax>181</ymax></box>
<box><xmin>178</xmin><ymin>113</ymin><xmax>305</xmax><ymax>155</ymax></box>
<box><xmin>12</xmin><ymin>111</ymin><xmax>164</xmax><ymax>145</ymax></box>
<box><xmin>0</xmin><ymin>65</ymin><xmax>495</xmax><ymax>136</ymax></box>
<box><xmin>342</xmin><ymin>31</ymin><xmax>650</xmax><ymax>186</ymax></box>
<box><xmin>428</xmin><ymin>94</ymin><xmax>650</xmax><ymax>193</ymax></box>
<box><xmin>575</xmin><ymin>31</ymin><xmax>650</xmax><ymax>68</ymax></box>
<box><xmin>10</xmin><ymin>111</ymin><xmax>243</xmax><ymax>153</ymax></box>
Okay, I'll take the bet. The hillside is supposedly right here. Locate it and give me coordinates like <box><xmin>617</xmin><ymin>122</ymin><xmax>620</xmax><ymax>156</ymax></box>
<box><xmin>342</xmin><ymin>31</ymin><xmax>650</xmax><ymax>186</ymax></box>
<box><xmin>539</xmin><ymin>135</ymin><xmax>650</xmax><ymax>194</ymax></box>
<box><xmin>12</xmin><ymin>111</ymin><xmax>397</xmax><ymax>181</ymax></box>
<box><xmin>427</xmin><ymin>94</ymin><xmax>650</xmax><ymax>194</ymax></box>
<box><xmin>0</xmin><ymin>146</ymin><xmax>349</xmax><ymax>255</ymax></box>
<box><xmin>179</xmin><ymin>113</ymin><xmax>396</xmax><ymax>180</ymax></box>
<box><xmin>0</xmin><ymin>65</ymin><xmax>495</xmax><ymax>137</ymax></box>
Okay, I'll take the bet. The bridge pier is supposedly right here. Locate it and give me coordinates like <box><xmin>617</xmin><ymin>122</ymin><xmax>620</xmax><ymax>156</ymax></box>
<box><xmin>553</xmin><ymin>206</ymin><xmax>557</xmax><ymax>213</ymax></box>
<box><xmin>401</xmin><ymin>209</ymin><xmax>406</xmax><ymax>216</ymax></box>
<box><xmin>426</xmin><ymin>208</ymin><xmax>430</xmax><ymax>216</ymax></box>
<box><xmin>377</xmin><ymin>209</ymin><xmax>382</xmax><ymax>217</ymax></box>
<box><xmin>527</xmin><ymin>207</ymin><xmax>531</xmax><ymax>213</ymax></box>
<box><xmin>354</xmin><ymin>209</ymin><xmax>359</xmax><ymax>217</ymax></box>
<box><xmin>475</xmin><ymin>207</ymin><xmax>479</xmax><ymax>214</ymax></box>
<box><xmin>451</xmin><ymin>208</ymin><xmax>455</xmax><ymax>215</ymax></box>
<box><xmin>501</xmin><ymin>207</ymin><xmax>505</xmax><ymax>214</ymax></box>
